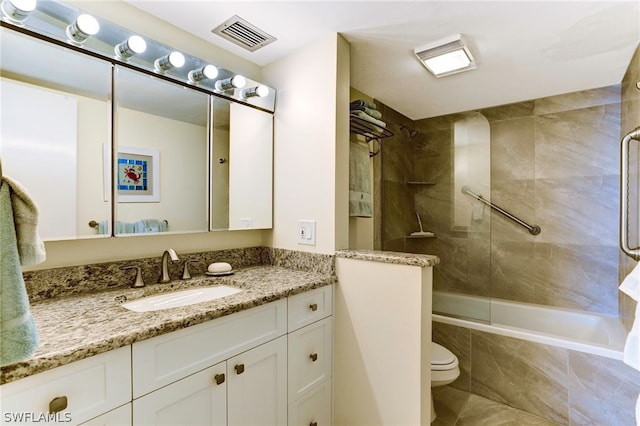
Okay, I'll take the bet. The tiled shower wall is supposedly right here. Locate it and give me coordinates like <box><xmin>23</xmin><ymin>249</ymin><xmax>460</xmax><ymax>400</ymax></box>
<box><xmin>378</xmin><ymin>84</ymin><xmax>626</xmax><ymax>315</ymax></box>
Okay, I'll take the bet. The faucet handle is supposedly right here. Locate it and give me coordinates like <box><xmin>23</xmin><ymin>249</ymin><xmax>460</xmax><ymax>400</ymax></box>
<box><xmin>121</xmin><ymin>266</ymin><xmax>145</xmax><ymax>288</ymax></box>
<box><xmin>181</xmin><ymin>259</ymin><xmax>199</xmax><ymax>280</ymax></box>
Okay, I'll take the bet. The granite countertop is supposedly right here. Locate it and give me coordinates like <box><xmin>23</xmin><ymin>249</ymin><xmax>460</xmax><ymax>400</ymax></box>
<box><xmin>335</xmin><ymin>249</ymin><xmax>440</xmax><ymax>267</ymax></box>
<box><xmin>1</xmin><ymin>265</ymin><xmax>335</xmax><ymax>385</ymax></box>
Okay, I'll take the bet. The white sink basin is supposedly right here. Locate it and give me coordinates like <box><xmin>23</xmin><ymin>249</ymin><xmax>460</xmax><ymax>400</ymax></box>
<box><xmin>121</xmin><ymin>285</ymin><xmax>242</xmax><ymax>312</ymax></box>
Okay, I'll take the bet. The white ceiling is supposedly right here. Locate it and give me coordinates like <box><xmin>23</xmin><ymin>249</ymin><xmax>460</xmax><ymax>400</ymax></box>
<box><xmin>126</xmin><ymin>1</ymin><xmax>640</xmax><ymax>120</ymax></box>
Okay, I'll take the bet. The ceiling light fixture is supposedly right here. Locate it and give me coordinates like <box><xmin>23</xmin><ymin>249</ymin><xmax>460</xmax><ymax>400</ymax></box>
<box><xmin>414</xmin><ymin>34</ymin><xmax>476</xmax><ymax>78</ymax></box>
<box><xmin>188</xmin><ymin>64</ymin><xmax>219</xmax><ymax>84</ymax></box>
<box><xmin>66</xmin><ymin>13</ymin><xmax>99</xmax><ymax>45</ymax></box>
<box><xmin>242</xmin><ymin>85</ymin><xmax>269</xmax><ymax>99</ymax></box>
<box><xmin>1</xmin><ymin>0</ymin><xmax>36</xmax><ymax>24</ymax></box>
<box><xmin>154</xmin><ymin>51</ymin><xmax>185</xmax><ymax>72</ymax></box>
<box><xmin>215</xmin><ymin>75</ymin><xmax>246</xmax><ymax>91</ymax></box>
<box><xmin>114</xmin><ymin>35</ymin><xmax>146</xmax><ymax>60</ymax></box>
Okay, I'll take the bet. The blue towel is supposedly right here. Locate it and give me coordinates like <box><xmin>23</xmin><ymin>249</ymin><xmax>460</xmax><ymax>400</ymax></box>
<box><xmin>0</xmin><ymin>179</ymin><xmax>40</xmax><ymax>366</ymax></box>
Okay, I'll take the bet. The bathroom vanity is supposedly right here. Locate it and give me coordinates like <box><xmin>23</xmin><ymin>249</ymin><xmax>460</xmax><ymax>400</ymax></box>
<box><xmin>0</xmin><ymin>266</ymin><xmax>334</xmax><ymax>426</ymax></box>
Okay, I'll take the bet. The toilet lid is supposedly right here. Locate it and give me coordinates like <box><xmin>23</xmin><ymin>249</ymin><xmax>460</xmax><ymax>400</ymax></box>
<box><xmin>431</xmin><ymin>342</ymin><xmax>458</xmax><ymax>370</ymax></box>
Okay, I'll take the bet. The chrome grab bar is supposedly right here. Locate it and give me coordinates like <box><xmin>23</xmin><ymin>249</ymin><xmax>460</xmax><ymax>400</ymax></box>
<box><xmin>620</xmin><ymin>126</ymin><xmax>640</xmax><ymax>260</ymax></box>
<box><xmin>461</xmin><ymin>186</ymin><xmax>541</xmax><ymax>235</ymax></box>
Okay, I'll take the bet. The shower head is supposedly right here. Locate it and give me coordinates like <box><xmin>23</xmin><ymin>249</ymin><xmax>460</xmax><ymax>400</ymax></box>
<box><xmin>399</xmin><ymin>123</ymin><xmax>419</xmax><ymax>138</ymax></box>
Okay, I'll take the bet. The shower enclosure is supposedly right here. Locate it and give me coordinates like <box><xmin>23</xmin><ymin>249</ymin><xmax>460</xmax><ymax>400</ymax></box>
<box><xmin>375</xmin><ymin>82</ymin><xmax>638</xmax><ymax>325</ymax></box>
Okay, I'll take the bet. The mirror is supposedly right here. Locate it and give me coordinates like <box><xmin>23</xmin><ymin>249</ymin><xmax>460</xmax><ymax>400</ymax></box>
<box><xmin>1</xmin><ymin>25</ymin><xmax>274</xmax><ymax>240</ymax></box>
<box><xmin>114</xmin><ymin>66</ymin><xmax>209</xmax><ymax>235</ymax></box>
<box><xmin>211</xmin><ymin>99</ymin><xmax>273</xmax><ymax>230</ymax></box>
<box><xmin>0</xmin><ymin>28</ymin><xmax>112</xmax><ymax>240</ymax></box>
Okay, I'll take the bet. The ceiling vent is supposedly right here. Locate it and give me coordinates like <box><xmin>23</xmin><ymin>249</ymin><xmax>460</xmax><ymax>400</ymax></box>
<box><xmin>211</xmin><ymin>15</ymin><xmax>276</xmax><ymax>52</ymax></box>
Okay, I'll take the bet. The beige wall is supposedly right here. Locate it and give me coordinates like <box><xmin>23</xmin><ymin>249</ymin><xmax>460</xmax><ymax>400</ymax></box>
<box><xmin>262</xmin><ymin>34</ymin><xmax>349</xmax><ymax>254</ymax></box>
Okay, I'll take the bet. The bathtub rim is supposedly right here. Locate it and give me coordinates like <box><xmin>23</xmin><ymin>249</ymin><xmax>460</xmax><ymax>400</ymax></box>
<box><xmin>432</xmin><ymin>312</ymin><xmax>624</xmax><ymax>360</ymax></box>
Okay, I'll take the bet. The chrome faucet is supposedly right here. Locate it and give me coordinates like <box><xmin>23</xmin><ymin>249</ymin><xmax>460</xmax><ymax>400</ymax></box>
<box><xmin>159</xmin><ymin>249</ymin><xmax>179</xmax><ymax>283</ymax></box>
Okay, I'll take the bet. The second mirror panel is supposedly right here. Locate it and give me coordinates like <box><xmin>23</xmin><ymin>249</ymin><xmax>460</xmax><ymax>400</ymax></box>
<box><xmin>210</xmin><ymin>99</ymin><xmax>273</xmax><ymax>230</ymax></box>
<box><xmin>114</xmin><ymin>66</ymin><xmax>209</xmax><ymax>235</ymax></box>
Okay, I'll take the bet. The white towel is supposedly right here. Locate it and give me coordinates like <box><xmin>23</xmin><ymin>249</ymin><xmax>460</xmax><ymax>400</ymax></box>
<box><xmin>620</xmin><ymin>263</ymin><xmax>640</xmax><ymax>425</ymax></box>
<box><xmin>2</xmin><ymin>177</ymin><xmax>46</xmax><ymax>266</ymax></box>
<box><xmin>621</xmin><ymin>262</ymin><xmax>640</xmax><ymax>302</ymax></box>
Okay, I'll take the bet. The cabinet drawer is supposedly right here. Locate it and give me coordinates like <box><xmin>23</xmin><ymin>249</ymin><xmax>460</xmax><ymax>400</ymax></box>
<box><xmin>0</xmin><ymin>346</ymin><xmax>131</xmax><ymax>426</ymax></box>
<box><xmin>132</xmin><ymin>299</ymin><xmax>287</xmax><ymax>398</ymax></box>
<box><xmin>288</xmin><ymin>378</ymin><xmax>332</xmax><ymax>426</ymax></box>
<box><xmin>288</xmin><ymin>317</ymin><xmax>332</xmax><ymax>403</ymax></box>
<box><xmin>288</xmin><ymin>285</ymin><xmax>333</xmax><ymax>332</ymax></box>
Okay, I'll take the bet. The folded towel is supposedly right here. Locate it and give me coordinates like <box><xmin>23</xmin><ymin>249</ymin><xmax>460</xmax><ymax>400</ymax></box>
<box><xmin>350</xmin><ymin>105</ymin><xmax>383</xmax><ymax>120</ymax></box>
<box><xmin>352</xmin><ymin>110</ymin><xmax>387</xmax><ymax>129</ymax></box>
<box><xmin>2</xmin><ymin>177</ymin><xmax>46</xmax><ymax>266</ymax></box>
<box><xmin>0</xmin><ymin>180</ymin><xmax>40</xmax><ymax>366</ymax></box>
<box><xmin>134</xmin><ymin>219</ymin><xmax>167</xmax><ymax>233</ymax></box>
<box><xmin>115</xmin><ymin>221</ymin><xmax>136</xmax><ymax>234</ymax></box>
<box><xmin>620</xmin><ymin>263</ymin><xmax>640</xmax><ymax>374</ymax></box>
<box><xmin>98</xmin><ymin>220</ymin><xmax>109</xmax><ymax>235</ymax></box>
<box><xmin>350</xmin><ymin>99</ymin><xmax>377</xmax><ymax>110</ymax></box>
<box><xmin>349</xmin><ymin>142</ymin><xmax>373</xmax><ymax>218</ymax></box>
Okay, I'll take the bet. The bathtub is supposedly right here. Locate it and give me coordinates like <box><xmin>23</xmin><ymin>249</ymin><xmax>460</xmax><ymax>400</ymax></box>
<box><xmin>432</xmin><ymin>291</ymin><xmax>628</xmax><ymax>359</ymax></box>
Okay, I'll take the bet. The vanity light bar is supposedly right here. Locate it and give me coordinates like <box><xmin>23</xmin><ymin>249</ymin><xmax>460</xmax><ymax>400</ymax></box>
<box><xmin>0</xmin><ymin>0</ymin><xmax>276</xmax><ymax>111</ymax></box>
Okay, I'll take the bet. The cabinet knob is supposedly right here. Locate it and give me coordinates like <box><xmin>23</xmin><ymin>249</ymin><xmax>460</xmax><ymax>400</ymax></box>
<box><xmin>309</xmin><ymin>353</ymin><xmax>318</xmax><ymax>362</ymax></box>
<box><xmin>309</xmin><ymin>303</ymin><xmax>318</xmax><ymax>312</ymax></box>
<box><xmin>235</xmin><ymin>364</ymin><xmax>245</xmax><ymax>374</ymax></box>
<box><xmin>214</xmin><ymin>373</ymin><xmax>225</xmax><ymax>385</ymax></box>
<box><xmin>49</xmin><ymin>396</ymin><xmax>68</xmax><ymax>413</ymax></box>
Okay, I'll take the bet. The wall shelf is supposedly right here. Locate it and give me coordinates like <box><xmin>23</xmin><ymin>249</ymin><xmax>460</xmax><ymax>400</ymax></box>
<box><xmin>405</xmin><ymin>234</ymin><xmax>436</xmax><ymax>239</ymax></box>
<box><xmin>349</xmin><ymin>113</ymin><xmax>394</xmax><ymax>157</ymax></box>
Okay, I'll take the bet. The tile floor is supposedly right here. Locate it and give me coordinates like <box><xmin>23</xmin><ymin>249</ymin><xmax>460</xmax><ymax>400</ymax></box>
<box><xmin>432</xmin><ymin>386</ymin><xmax>560</xmax><ymax>426</ymax></box>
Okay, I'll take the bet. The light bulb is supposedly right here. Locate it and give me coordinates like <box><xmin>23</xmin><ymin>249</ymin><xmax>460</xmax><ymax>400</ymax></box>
<box><xmin>215</xmin><ymin>75</ymin><xmax>246</xmax><ymax>91</ymax></box>
<box><xmin>115</xmin><ymin>35</ymin><xmax>146</xmax><ymax>60</ymax></box>
<box><xmin>154</xmin><ymin>51</ymin><xmax>185</xmax><ymax>72</ymax></box>
<box><xmin>66</xmin><ymin>14</ymin><xmax>100</xmax><ymax>44</ymax></box>
<box><xmin>188</xmin><ymin>64</ymin><xmax>218</xmax><ymax>83</ymax></box>
<box><xmin>1</xmin><ymin>0</ymin><xmax>36</xmax><ymax>23</ymax></box>
<box><xmin>242</xmin><ymin>85</ymin><xmax>269</xmax><ymax>99</ymax></box>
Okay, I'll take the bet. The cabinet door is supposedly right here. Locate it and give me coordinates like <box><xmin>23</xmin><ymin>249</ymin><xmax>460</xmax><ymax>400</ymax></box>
<box><xmin>79</xmin><ymin>403</ymin><xmax>131</xmax><ymax>426</ymax></box>
<box><xmin>227</xmin><ymin>336</ymin><xmax>287</xmax><ymax>426</ymax></box>
<box><xmin>132</xmin><ymin>362</ymin><xmax>227</xmax><ymax>426</ymax></box>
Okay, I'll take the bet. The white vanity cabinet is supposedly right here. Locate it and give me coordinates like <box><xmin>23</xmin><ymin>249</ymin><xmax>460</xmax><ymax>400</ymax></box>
<box><xmin>0</xmin><ymin>346</ymin><xmax>131</xmax><ymax>426</ymax></box>
<box><xmin>287</xmin><ymin>286</ymin><xmax>333</xmax><ymax>426</ymax></box>
<box><xmin>0</xmin><ymin>284</ymin><xmax>334</xmax><ymax>426</ymax></box>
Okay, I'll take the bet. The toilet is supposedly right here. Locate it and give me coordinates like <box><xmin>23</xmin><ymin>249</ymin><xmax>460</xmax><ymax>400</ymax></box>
<box><xmin>430</xmin><ymin>342</ymin><xmax>460</xmax><ymax>422</ymax></box>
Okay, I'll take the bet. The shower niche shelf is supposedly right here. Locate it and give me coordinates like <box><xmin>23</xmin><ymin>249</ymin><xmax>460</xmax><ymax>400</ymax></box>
<box><xmin>406</xmin><ymin>181</ymin><xmax>436</xmax><ymax>186</ymax></box>
<box><xmin>405</xmin><ymin>234</ymin><xmax>436</xmax><ymax>239</ymax></box>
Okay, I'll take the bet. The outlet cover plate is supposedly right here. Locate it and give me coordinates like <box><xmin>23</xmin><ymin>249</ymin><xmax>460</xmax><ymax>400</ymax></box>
<box><xmin>297</xmin><ymin>220</ymin><xmax>316</xmax><ymax>245</ymax></box>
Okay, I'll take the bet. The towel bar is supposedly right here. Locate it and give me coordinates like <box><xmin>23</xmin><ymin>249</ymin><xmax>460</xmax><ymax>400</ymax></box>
<box><xmin>620</xmin><ymin>126</ymin><xmax>640</xmax><ymax>260</ymax></box>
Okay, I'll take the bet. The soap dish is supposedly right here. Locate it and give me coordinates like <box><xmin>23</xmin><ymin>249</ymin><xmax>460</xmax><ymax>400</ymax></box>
<box><xmin>205</xmin><ymin>271</ymin><xmax>234</xmax><ymax>277</ymax></box>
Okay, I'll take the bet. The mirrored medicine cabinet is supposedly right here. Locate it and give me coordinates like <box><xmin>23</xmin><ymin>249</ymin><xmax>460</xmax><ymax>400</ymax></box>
<box><xmin>0</xmin><ymin>13</ymin><xmax>274</xmax><ymax>240</ymax></box>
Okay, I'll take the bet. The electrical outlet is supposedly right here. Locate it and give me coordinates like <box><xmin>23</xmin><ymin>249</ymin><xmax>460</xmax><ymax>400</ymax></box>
<box><xmin>297</xmin><ymin>220</ymin><xmax>316</xmax><ymax>245</ymax></box>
